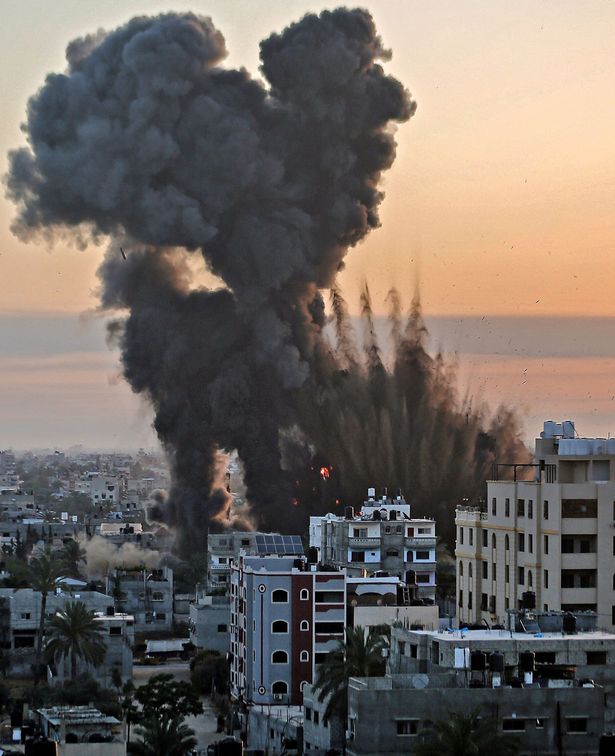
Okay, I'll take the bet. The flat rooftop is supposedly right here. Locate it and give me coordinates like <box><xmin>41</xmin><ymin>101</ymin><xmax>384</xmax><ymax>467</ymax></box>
<box><xmin>408</xmin><ymin>628</ymin><xmax>615</xmax><ymax>642</ymax></box>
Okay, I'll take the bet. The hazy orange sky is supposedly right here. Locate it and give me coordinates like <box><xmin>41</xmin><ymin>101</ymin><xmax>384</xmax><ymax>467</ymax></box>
<box><xmin>1</xmin><ymin>1</ymin><xmax>614</xmax><ymax>447</ymax></box>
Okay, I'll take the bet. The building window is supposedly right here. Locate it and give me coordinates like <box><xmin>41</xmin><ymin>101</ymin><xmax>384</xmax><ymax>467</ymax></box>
<box><xmin>544</xmin><ymin>569</ymin><xmax>549</xmax><ymax>589</ymax></box>
<box><xmin>502</xmin><ymin>719</ymin><xmax>526</xmax><ymax>732</ymax></box>
<box><xmin>300</xmin><ymin>650</ymin><xmax>309</xmax><ymax>662</ymax></box>
<box><xmin>544</xmin><ymin>500</ymin><xmax>549</xmax><ymax>519</ymax></box>
<box><xmin>300</xmin><ymin>620</ymin><xmax>309</xmax><ymax>631</ymax></box>
<box><xmin>492</xmin><ymin>498</ymin><xmax>497</xmax><ymax>516</ymax></box>
<box><xmin>518</xmin><ymin>534</ymin><xmax>525</xmax><ymax>552</ymax></box>
<box><xmin>468</xmin><ymin>592</ymin><xmax>472</xmax><ymax>610</ymax></box>
<box><xmin>563</xmin><ymin>537</ymin><xmax>574</xmax><ymax>554</ymax></box>
<box><xmin>458</xmin><ymin>590</ymin><xmax>463</xmax><ymax>608</ymax></box>
<box><xmin>272</xmin><ymin>650</ymin><xmax>289</xmax><ymax>664</ymax></box>
<box><xmin>529</xmin><ymin>534</ymin><xmax>533</xmax><ymax>553</ymax></box>
<box><xmin>416</xmin><ymin>551</ymin><xmax>430</xmax><ymax>560</ymax></box>
<box><xmin>505</xmin><ymin>498</ymin><xmax>510</xmax><ymax>517</ymax></box>
<box><xmin>481</xmin><ymin>593</ymin><xmax>488</xmax><ymax>611</ymax></box>
<box><xmin>386</xmin><ymin>549</ymin><xmax>399</xmax><ymax>557</ymax></box>
<box><xmin>586</xmin><ymin>651</ymin><xmax>607</xmax><ymax>665</ymax></box>
<box><xmin>482</xmin><ymin>530</ymin><xmax>488</xmax><ymax>547</ymax></box>
<box><xmin>272</xmin><ymin>620</ymin><xmax>288</xmax><ymax>633</ymax></box>
<box><xmin>20</xmin><ymin>613</ymin><xmax>31</xmax><ymax>620</ymax></box>
<box><xmin>482</xmin><ymin>562</ymin><xmax>488</xmax><ymax>580</ymax></box>
<box><xmin>492</xmin><ymin>534</ymin><xmax>496</xmax><ymax>550</ymax></box>
<box><xmin>517</xmin><ymin>499</ymin><xmax>525</xmax><ymax>517</ymax></box>
<box><xmin>562</xmin><ymin>499</ymin><xmax>598</xmax><ymax>518</ymax></box>
<box><xmin>492</xmin><ymin>563</ymin><xmax>496</xmax><ymax>580</ymax></box>
<box><xmin>612</xmin><ymin>606</ymin><xmax>615</xmax><ymax>625</ymax></box>
<box><xmin>305</xmin><ymin>707</ymin><xmax>312</xmax><ymax>721</ymax></box>
<box><xmin>528</xmin><ymin>570</ymin><xmax>533</xmax><ymax>588</ymax></box>
<box><xmin>459</xmin><ymin>562</ymin><xmax>464</xmax><ymax>577</ymax></box>
<box><xmin>505</xmin><ymin>534</ymin><xmax>510</xmax><ymax>551</ymax></box>
<box><xmin>544</xmin><ymin>535</ymin><xmax>549</xmax><ymax>555</ymax></box>
<box><xmin>271</xmin><ymin>681</ymin><xmax>288</xmax><ymax>695</ymax></box>
<box><xmin>300</xmin><ymin>589</ymin><xmax>309</xmax><ymax>600</ymax></box>
<box><xmin>217</xmin><ymin>624</ymin><xmax>228</xmax><ymax>633</ymax></box>
<box><xmin>396</xmin><ymin>720</ymin><xmax>419</xmax><ymax>736</ymax></box>
<box><xmin>152</xmin><ymin>591</ymin><xmax>164</xmax><ymax>601</ymax></box>
<box><xmin>566</xmin><ymin>718</ymin><xmax>587</xmax><ymax>734</ymax></box>
<box><xmin>469</xmin><ymin>529</ymin><xmax>474</xmax><ymax>546</ymax></box>
<box><xmin>272</xmin><ymin>589</ymin><xmax>288</xmax><ymax>603</ymax></box>
<box><xmin>353</xmin><ymin>527</ymin><xmax>368</xmax><ymax>538</ymax></box>
<box><xmin>518</xmin><ymin>567</ymin><xmax>525</xmax><ymax>585</ymax></box>
<box><xmin>468</xmin><ymin>563</ymin><xmax>472</xmax><ymax>578</ymax></box>
<box><xmin>528</xmin><ymin>500</ymin><xmax>533</xmax><ymax>519</ymax></box>
<box><xmin>459</xmin><ymin>527</ymin><xmax>464</xmax><ymax>545</ymax></box>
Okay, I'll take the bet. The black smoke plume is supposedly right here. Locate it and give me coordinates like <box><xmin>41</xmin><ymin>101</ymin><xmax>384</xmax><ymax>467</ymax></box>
<box><xmin>6</xmin><ymin>9</ymin><xmax>526</xmax><ymax>553</ymax></box>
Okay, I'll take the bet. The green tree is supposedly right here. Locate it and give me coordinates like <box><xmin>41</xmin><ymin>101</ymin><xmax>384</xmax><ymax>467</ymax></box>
<box><xmin>60</xmin><ymin>539</ymin><xmax>86</xmax><ymax>579</ymax></box>
<box><xmin>414</xmin><ymin>710</ymin><xmax>519</xmax><ymax>756</ymax></box>
<box><xmin>128</xmin><ymin>674</ymin><xmax>203</xmax><ymax>756</ymax></box>
<box><xmin>190</xmin><ymin>650</ymin><xmax>228</xmax><ymax>695</ymax></box>
<box><xmin>9</xmin><ymin>549</ymin><xmax>67</xmax><ymax>679</ymax></box>
<box><xmin>45</xmin><ymin>600</ymin><xmax>107</xmax><ymax>679</ymax></box>
<box><xmin>313</xmin><ymin>625</ymin><xmax>386</xmax><ymax>723</ymax></box>
<box><xmin>127</xmin><ymin>714</ymin><xmax>197</xmax><ymax>756</ymax></box>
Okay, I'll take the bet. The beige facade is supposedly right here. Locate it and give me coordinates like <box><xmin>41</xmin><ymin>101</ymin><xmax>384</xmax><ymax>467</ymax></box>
<box><xmin>456</xmin><ymin>420</ymin><xmax>615</xmax><ymax>629</ymax></box>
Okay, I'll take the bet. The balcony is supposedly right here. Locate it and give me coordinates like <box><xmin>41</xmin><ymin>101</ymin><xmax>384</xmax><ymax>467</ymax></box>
<box><xmin>405</xmin><ymin>537</ymin><xmax>437</xmax><ymax>549</ymax></box>
<box><xmin>348</xmin><ymin>537</ymin><xmax>380</xmax><ymax>547</ymax></box>
<box><xmin>561</xmin><ymin>587</ymin><xmax>597</xmax><ymax>605</ymax></box>
<box><xmin>561</xmin><ymin>553</ymin><xmax>597</xmax><ymax>570</ymax></box>
<box><xmin>209</xmin><ymin>563</ymin><xmax>231</xmax><ymax>572</ymax></box>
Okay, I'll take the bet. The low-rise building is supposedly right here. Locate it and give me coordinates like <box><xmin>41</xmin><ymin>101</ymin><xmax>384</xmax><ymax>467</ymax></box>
<box><xmin>189</xmin><ymin>592</ymin><xmax>231</xmax><ymax>654</ymax></box>
<box><xmin>35</xmin><ymin>706</ymin><xmax>124</xmax><ymax>754</ymax></box>
<box><xmin>343</xmin><ymin>623</ymin><xmax>615</xmax><ymax>755</ymax></box>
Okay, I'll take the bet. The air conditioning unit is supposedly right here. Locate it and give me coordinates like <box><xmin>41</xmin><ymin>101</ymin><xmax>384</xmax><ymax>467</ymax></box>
<box><xmin>272</xmin><ymin>694</ymin><xmax>284</xmax><ymax>702</ymax></box>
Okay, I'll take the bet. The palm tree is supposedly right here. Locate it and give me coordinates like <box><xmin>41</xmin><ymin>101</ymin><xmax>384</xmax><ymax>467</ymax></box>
<box><xmin>313</xmin><ymin>625</ymin><xmax>387</xmax><ymax>723</ymax></box>
<box><xmin>127</xmin><ymin>714</ymin><xmax>197</xmax><ymax>756</ymax></box>
<box><xmin>414</xmin><ymin>709</ymin><xmax>519</xmax><ymax>756</ymax></box>
<box><xmin>45</xmin><ymin>600</ymin><xmax>107</xmax><ymax>679</ymax></box>
<box><xmin>9</xmin><ymin>549</ymin><xmax>67</xmax><ymax>678</ymax></box>
<box><xmin>60</xmin><ymin>539</ymin><xmax>86</xmax><ymax>579</ymax></box>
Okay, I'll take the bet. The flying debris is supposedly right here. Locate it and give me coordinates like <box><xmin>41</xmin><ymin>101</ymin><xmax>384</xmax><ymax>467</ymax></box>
<box><xmin>5</xmin><ymin>9</ymin><xmax>527</xmax><ymax>553</ymax></box>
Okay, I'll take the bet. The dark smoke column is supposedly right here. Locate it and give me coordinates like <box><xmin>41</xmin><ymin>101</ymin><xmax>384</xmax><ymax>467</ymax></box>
<box><xmin>6</xmin><ymin>9</ymin><xmax>414</xmax><ymax>552</ymax></box>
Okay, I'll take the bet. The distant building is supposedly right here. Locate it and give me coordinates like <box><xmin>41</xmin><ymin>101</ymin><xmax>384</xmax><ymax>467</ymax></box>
<box><xmin>311</xmin><ymin>489</ymin><xmax>437</xmax><ymax>603</ymax></box>
<box><xmin>456</xmin><ymin>419</ymin><xmax>615</xmax><ymax>628</ymax></box>
<box><xmin>106</xmin><ymin>567</ymin><xmax>173</xmax><ymax>634</ymax></box>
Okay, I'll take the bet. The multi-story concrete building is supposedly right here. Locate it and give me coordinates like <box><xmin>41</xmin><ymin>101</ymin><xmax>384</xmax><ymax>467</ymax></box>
<box><xmin>207</xmin><ymin>531</ymin><xmax>304</xmax><ymax>591</ymax></box>
<box><xmin>341</xmin><ymin>623</ymin><xmax>615</xmax><ymax>756</ymax></box>
<box><xmin>106</xmin><ymin>566</ymin><xmax>173</xmax><ymax>634</ymax></box>
<box><xmin>312</xmin><ymin>489</ymin><xmax>437</xmax><ymax>603</ymax></box>
<box><xmin>230</xmin><ymin>545</ymin><xmax>346</xmax><ymax>707</ymax></box>
<box><xmin>456</xmin><ymin>420</ymin><xmax>615</xmax><ymax>628</ymax></box>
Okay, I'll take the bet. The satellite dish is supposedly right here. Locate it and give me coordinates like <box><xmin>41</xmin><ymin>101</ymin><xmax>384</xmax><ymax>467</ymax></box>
<box><xmin>411</xmin><ymin>674</ymin><xmax>429</xmax><ymax>690</ymax></box>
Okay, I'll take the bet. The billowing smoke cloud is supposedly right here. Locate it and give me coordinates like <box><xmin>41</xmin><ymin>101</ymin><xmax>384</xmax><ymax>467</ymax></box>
<box><xmin>81</xmin><ymin>535</ymin><xmax>160</xmax><ymax>579</ymax></box>
<box><xmin>6</xmin><ymin>9</ymin><xmax>526</xmax><ymax>553</ymax></box>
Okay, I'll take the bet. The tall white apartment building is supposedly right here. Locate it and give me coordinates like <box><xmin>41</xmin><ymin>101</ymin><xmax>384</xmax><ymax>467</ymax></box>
<box><xmin>456</xmin><ymin>420</ymin><xmax>615</xmax><ymax>629</ymax></box>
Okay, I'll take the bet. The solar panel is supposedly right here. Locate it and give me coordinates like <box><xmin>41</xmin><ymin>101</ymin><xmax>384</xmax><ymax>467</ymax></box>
<box><xmin>253</xmin><ymin>534</ymin><xmax>304</xmax><ymax>555</ymax></box>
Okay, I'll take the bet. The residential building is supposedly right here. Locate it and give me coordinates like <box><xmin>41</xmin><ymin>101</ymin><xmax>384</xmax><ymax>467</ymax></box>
<box><xmin>189</xmin><ymin>592</ymin><xmax>231</xmax><ymax>654</ymax></box>
<box><xmin>106</xmin><ymin>566</ymin><xmax>173</xmax><ymax>634</ymax></box>
<box><xmin>230</xmin><ymin>545</ymin><xmax>345</xmax><ymax>707</ymax></box>
<box><xmin>207</xmin><ymin>531</ymin><xmax>303</xmax><ymax>591</ymax></box>
<box><xmin>312</xmin><ymin>489</ymin><xmax>437</xmax><ymax>603</ymax></box>
<box><xmin>344</xmin><ymin>623</ymin><xmax>615</xmax><ymax>755</ymax></box>
<box><xmin>51</xmin><ymin>609</ymin><xmax>134</xmax><ymax>687</ymax></box>
<box><xmin>456</xmin><ymin>419</ymin><xmax>615</xmax><ymax>628</ymax></box>
<box><xmin>347</xmin><ymin>576</ymin><xmax>439</xmax><ymax>632</ymax></box>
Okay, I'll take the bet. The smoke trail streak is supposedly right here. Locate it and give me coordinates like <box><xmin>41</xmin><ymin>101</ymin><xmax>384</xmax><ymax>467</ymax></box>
<box><xmin>5</xmin><ymin>9</ymin><xmax>526</xmax><ymax>552</ymax></box>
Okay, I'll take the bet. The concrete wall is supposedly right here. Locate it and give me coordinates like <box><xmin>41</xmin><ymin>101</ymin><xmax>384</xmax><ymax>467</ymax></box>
<box><xmin>62</xmin><ymin>743</ymin><xmax>125</xmax><ymax>755</ymax></box>
<box><xmin>347</xmin><ymin>679</ymin><xmax>606</xmax><ymax>756</ymax></box>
